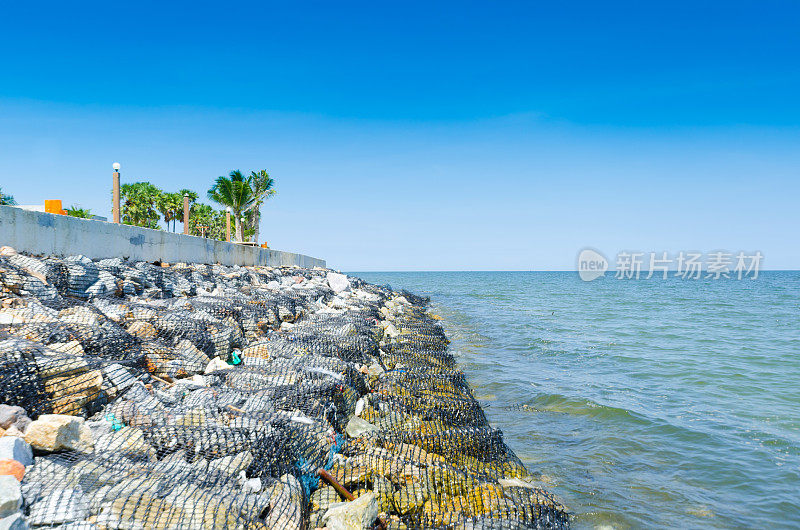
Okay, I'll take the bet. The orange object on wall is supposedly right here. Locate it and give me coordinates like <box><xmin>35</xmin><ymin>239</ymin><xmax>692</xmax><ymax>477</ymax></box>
<box><xmin>44</xmin><ymin>200</ymin><xmax>64</xmax><ymax>215</ymax></box>
<box><xmin>261</xmin><ymin>242</ymin><xmax>269</xmax><ymax>249</ymax></box>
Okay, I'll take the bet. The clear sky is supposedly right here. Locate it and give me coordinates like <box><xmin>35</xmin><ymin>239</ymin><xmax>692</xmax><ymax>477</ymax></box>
<box><xmin>1</xmin><ymin>1</ymin><xmax>798</xmax><ymax>270</ymax></box>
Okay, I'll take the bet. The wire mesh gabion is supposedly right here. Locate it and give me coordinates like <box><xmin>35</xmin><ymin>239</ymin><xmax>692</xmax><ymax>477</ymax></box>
<box><xmin>0</xmin><ymin>250</ymin><xmax>569</xmax><ymax>529</ymax></box>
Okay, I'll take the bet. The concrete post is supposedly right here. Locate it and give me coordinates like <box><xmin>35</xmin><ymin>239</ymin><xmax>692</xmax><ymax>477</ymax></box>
<box><xmin>225</xmin><ymin>209</ymin><xmax>231</xmax><ymax>242</ymax></box>
<box><xmin>183</xmin><ymin>194</ymin><xmax>189</xmax><ymax>235</ymax></box>
<box><xmin>112</xmin><ymin>170</ymin><xmax>121</xmax><ymax>224</ymax></box>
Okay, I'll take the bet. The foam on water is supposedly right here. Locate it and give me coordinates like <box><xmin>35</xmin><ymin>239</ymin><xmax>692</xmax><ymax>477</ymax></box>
<box><xmin>351</xmin><ymin>271</ymin><xmax>800</xmax><ymax>528</ymax></box>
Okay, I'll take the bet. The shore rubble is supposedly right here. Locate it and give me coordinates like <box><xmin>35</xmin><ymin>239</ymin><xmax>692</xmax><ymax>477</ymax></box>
<box><xmin>0</xmin><ymin>247</ymin><xmax>568</xmax><ymax>529</ymax></box>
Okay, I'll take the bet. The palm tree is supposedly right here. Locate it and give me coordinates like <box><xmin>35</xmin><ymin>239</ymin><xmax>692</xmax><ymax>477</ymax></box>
<box><xmin>120</xmin><ymin>182</ymin><xmax>162</xmax><ymax>229</ymax></box>
<box><xmin>65</xmin><ymin>205</ymin><xmax>92</xmax><ymax>219</ymax></box>
<box><xmin>189</xmin><ymin>203</ymin><xmax>227</xmax><ymax>240</ymax></box>
<box><xmin>207</xmin><ymin>170</ymin><xmax>255</xmax><ymax>242</ymax></box>
<box><xmin>157</xmin><ymin>189</ymin><xmax>199</xmax><ymax>232</ymax></box>
<box><xmin>0</xmin><ymin>187</ymin><xmax>16</xmax><ymax>206</ymax></box>
<box><xmin>156</xmin><ymin>192</ymin><xmax>181</xmax><ymax>231</ymax></box>
<box><xmin>247</xmin><ymin>170</ymin><xmax>276</xmax><ymax>244</ymax></box>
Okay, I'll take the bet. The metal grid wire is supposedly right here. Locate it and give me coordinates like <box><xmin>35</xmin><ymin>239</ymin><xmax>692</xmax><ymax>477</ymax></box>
<box><xmin>0</xmin><ymin>251</ymin><xmax>569</xmax><ymax>529</ymax></box>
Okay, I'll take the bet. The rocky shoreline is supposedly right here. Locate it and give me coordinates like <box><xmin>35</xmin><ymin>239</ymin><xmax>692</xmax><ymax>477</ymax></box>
<box><xmin>0</xmin><ymin>248</ymin><xmax>568</xmax><ymax>529</ymax></box>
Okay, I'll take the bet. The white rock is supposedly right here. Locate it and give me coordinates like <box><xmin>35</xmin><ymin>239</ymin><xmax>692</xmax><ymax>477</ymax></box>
<box><xmin>322</xmin><ymin>491</ymin><xmax>379</xmax><ymax>530</ymax></box>
<box><xmin>265</xmin><ymin>280</ymin><xmax>280</xmax><ymax>289</ymax></box>
<box><xmin>0</xmin><ymin>476</ymin><xmax>21</xmax><ymax>518</ymax></box>
<box><xmin>0</xmin><ymin>438</ymin><xmax>32</xmax><ymax>467</ymax></box>
<box><xmin>204</xmin><ymin>357</ymin><xmax>229</xmax><ymax>374</ymax></box>
<box><xmin>0</xmin><ymin>512</ymin><xmax>28</xmax><ymax>529</ymax></box>
<box><xmin>243</xmin><ymin>477</ymin><xmax>262</xmax><ymax>493</ymax></box>
<box><xmin>354</xmin><ymin>397</ymin><xmax>366</xmax><ymax>418</ymax></box>
<box><xmin>498</xmin><ymin>477</ymin><xmax>536</xmax><ymax>489</ymax></box>
<box><xmin>327</xmin><ymin>272</ymin><xmax>350</xmax><ymax>293</ymax></box>
<box><xmin>384</xmin><ymin>323</ymin><xmax>399</xmax><ymax>338</ymax></box>
<box><xmin>367</xmin><ymin>362</ymin><xmax>386</xmax><ymax>377</ymax></box>
<box><xmin>345</xmin><ymin>417</ymin><xmax>378</xmax><ymax>438</ymax></box>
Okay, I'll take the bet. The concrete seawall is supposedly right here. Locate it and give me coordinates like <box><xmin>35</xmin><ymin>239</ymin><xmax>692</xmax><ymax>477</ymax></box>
<box><xmin>0</xmin><ymin>205</ymin><xmax>325</xmax><ymax>268</ymax></box>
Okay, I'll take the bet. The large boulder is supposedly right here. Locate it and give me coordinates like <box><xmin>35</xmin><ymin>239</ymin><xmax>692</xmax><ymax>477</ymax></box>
<box><xmin>327</xmin><ymin>272</ymin><xmax>350</xmax><ymax>294</ymax></box>
<box><xmin>322</xmin><ymin>492</ymin><xmax>379</xmax><ymax>530</ymax></box>
<box><xmin>23</xmin><ymin>415</ymin><xmax>92</xmax><ymax>453</ymax></box>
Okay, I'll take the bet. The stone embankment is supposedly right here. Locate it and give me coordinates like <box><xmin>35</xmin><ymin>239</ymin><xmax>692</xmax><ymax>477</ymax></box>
<box><xmin>0</xmin><ymin>247</ymin><xmax>568</xmax><ymax>529</ymax></box>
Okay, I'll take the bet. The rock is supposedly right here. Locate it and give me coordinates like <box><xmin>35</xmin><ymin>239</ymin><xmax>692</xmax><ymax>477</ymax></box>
<box><xmin>322</xmin><ymin>491</ymin><xmax>379</xmax><ymax>530</ymax></box>
<box><xmin>383</xmin><ymin>323</ymin><xmax>399</xmax><ymax>338</ymax></box>
<box><xmin>0</xmin><ymin>428</ymin><xmax>27</xmax><ymax>458</ymax></box>
<box><xmin>204</xmin><ymin>357</ymin><xmax>229</xmax><ymax>374</ymax></box>
<box><xmin>345</xmin><ymin>417</ymin><xmax>378</xmax><ymax>438</ymax></box>
<box><xmin>243</xmin><ymin>477</ymin><xmax>262</xmax><ymax>493</ymax></box>
<box><xmin>327</xmin><ymin>272</ymin><xmax>350</xmax><ymax>293</ymax></box>
<box><xmin>0</xmin><ymin>476</ymin><xmax>21</xmax><ymax>518</ymax></box>
<box><xmin>0</xmin><ymin>247</ymin><xmax>16</xmax><ymax>258</ymax></box>
<box><xmin>0</xmin><ymin>408</ymin><xmax>24</xmax><ymax>431</ymax></box>
<box><xmin>93</xmin><ymin>427</ymin><xmax>154</xmax><ymax>461</ymax></box>
<box><xmin>393</xmin><ymin>482</ymin><xmax>428</xmax><ymax>515</ymax></box>
<box><xmin>310</xmin><ymin>485</ymin><xmax>342</xmax><ymax>512</ymax></box>
<box><xmin>24</xmin><ymin>415</ymin><xmax>91</xmax><ymax>453</ymax></box>
<box><xmin>0</xmin><ymin>512</ymin><xmax>28</xmax><ymax>529</ymax></box>
<box><xmin>175</xmin><ymin>340</ymin><xmax>211</xmax><ymax>373</ymax></box>
<box><xmin>264</xmin><ymin>475</ymin><xmax>303</xmax><ymax>529</ymax></box>
<box><xmin>0</xmin><ymin>428</ymin><xmax>23</xmax><ymax>439</ymax></box>
<box><xmin>101</xmin><ymin>364</ymin><xmax>135</xmax><ymax>393</ymax></box>
<box><xmin>126</xmin><ymin>321</ymin><xmax>157</xmax><ymax>339</ymax></box>
<box><xmin>28</xmin><ymin>488</ymin><xmax>89</xmax><ymax>525</ymax></box>
<box><xmin>498</xmin><ymin>477</ymin><xmax>536</xmax><ymax>489</ymax></box>
<box><xmin>44</xmin><ymin>369</ymin><xmax>104</xmax><ymax>416</ymax></box>
<box><xmin>48</xmin><ymin>340</ymin><xmax>84</xmax><ymax>356</ymax></box>
<box><xmin>207</xmin><ymin>451</ymin><xmax>253</xmax><ymax>476</ymax></box>
<box><xmin>372</xmin><ymin>475</ymin><xmax>394</xmax><ymax>512</ymax></box>
<box><xmin>0</xmin><ymin>462</ymin><xmax>24</xmax><ymax>482</ymax></box>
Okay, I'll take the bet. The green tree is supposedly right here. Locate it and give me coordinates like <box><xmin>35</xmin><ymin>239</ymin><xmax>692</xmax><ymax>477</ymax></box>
<box><xmin>207</xmin><ymin>170</ymin><xmax>254</xmax><ymax>242</ymax></box>
<box><xmin>189</xmin><ymin>203</ymin><xmax>226</xmax><ymax>240</ymax></box>
<box><xmin>207</xmin><ymin>170</ymin><xmax>276</xmax><ymax>243</ymax></box>
<box><xmin>246</xmin><ymin>170</ymin><xmax>276</xmax><ymax>244</ymax></box>
<box><xmin>156</xmin><ymin>192</ymin><xmax>182</xmax><ymax>232</ymax></box>
<box><xmin>156</xmin><ymin>189</ymin><xmax>198</xmax><ymax>232</ymax></box>
<box><xmin>0</xmin><ymin>187</ymin><xmax>16</xmax><ymax>206</ymax></box>
<box><xmin>119</xmin><ymin>182</ymin><xmax>162</xmax><ymax>229</ymax></box>
<box><xmin>65</xmin><ymin>205</ymin><xmax>92</xmax><ymax>219</ymax></box>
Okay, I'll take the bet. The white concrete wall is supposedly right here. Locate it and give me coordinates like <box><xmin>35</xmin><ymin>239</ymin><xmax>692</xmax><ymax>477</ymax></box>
<box><xmin>0</xmin><ymin>205</ymin><xmax>325</xmax><ymax>269</ymax></box>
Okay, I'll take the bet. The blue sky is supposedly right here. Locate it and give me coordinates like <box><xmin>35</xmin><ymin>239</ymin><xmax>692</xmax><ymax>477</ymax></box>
<box><xmin>1</xmin><ymin>1</ymin><xmax>798</xmax><ymax>270</ymax></box>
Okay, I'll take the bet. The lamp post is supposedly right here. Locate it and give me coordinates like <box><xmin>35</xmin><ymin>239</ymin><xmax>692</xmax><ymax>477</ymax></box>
<box><xmin>112</xmin><ymin>163</ymin><xmax>121</xmax><ymax>224</ymax></box>
<box><xmin>225</xmin><ymin>207</ymin><xmax>231</xmax><ymax>242</ymax></box>
<box><xmin>183</xmin><ymin>193</ymin><xmax>189</xmax><ymax>235</ymax></box>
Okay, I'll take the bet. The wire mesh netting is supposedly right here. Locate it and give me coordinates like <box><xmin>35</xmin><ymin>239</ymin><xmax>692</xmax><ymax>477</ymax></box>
<box><xmin>0</xmin><ymin>249</ymin><xmax>569</xmax><ymax>529</ymax></box>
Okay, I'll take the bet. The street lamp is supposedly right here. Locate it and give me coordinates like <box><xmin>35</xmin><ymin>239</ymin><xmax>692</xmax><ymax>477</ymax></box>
<box><xmin>112</xmin><ymin>163</ymin><xmax>121</xmax><ymax>223</ymax></box>
<box><xmin>225</xmin><ymin>207</ymin><xmax>232</xmax><ymax>242</ymax></box>
<box><xmin>183</xmin><ymin>193</ymin><xmax>190</xmax><ymax>235</ymax></box>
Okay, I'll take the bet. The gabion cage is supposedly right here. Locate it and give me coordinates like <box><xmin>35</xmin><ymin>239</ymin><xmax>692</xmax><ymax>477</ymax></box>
<box><xmin>0</xmin><ymin>250</ymin><xmax>569</xmax><ymax>529</ymax></box>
